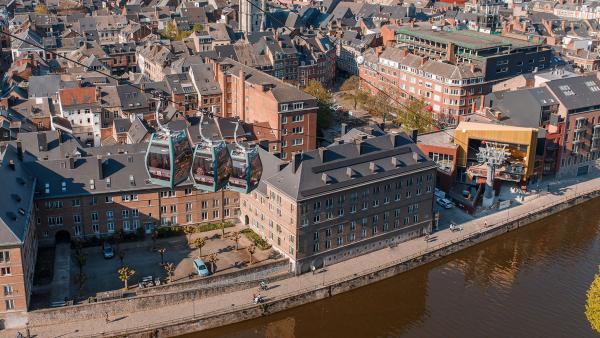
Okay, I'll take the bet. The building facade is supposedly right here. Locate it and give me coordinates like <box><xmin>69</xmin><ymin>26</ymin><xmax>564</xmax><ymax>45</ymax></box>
<box><xmin>240</xmin><ymin>129</ymin><xmax>437</xmax><ymax>274</ymax></box>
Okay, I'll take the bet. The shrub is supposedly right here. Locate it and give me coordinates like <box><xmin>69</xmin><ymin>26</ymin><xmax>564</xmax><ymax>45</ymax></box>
<box><xmin>241</xmin><ymin>228</ymin><xmax>271</xmax><ymax>250</ymax></box>
<box><xmin>156</xmin><ymin>226</ymin><xmax>184</xmax><ymax>238</ymax></box>
<box><xmin>197</xmin><ymin>221</ymin><xmax>235</xmax><ymax>233</ymax></box>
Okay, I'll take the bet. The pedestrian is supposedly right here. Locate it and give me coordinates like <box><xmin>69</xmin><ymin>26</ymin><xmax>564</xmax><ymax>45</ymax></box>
<box><xmin>105</xmin><ymin>311</ymin><xmax>109</xmax><ymax>323</ymax></box>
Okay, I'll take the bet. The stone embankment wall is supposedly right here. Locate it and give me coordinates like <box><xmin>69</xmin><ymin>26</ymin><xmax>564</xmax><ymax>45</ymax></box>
<box><xmin>108</xmin><ymin>189</ymin><xmax>600</xmax><ymax>338</ymax></box>
<box><xmin>27</xmin><ymin>259</ymin><xmax>290</xmax><ymax>325</ymax></box>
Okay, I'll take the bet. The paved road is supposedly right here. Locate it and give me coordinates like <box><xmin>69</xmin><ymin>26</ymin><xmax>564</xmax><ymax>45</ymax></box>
<box><xmin>14</xmin><ymin>174</ymin><xmax>600</xmax><ymax>337</ymax></box>
<box><xmin>49</xmin><ymin>243</ymin><xmax>71</xmax><ymax>305</ymax></box>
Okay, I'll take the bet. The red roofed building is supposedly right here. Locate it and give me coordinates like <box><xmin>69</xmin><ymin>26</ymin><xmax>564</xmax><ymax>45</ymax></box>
<box><xmin>57</xmin><ymin>87</ymin><xmax>103</xmax><ymax>146</ymax></box>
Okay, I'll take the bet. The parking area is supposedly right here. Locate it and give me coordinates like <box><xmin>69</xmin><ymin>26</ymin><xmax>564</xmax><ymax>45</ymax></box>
<box><xmin>64</xmin><ymin>226</ymin><xmax>276</xmax><ymax>301</ymax></box>
<box><xmin>435</xmin><ymin>202</ymin><xmax>475</xmax><ymax>231</ymax></box>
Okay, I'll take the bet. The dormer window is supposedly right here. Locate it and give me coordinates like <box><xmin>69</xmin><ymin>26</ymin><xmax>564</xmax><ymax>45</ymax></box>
<box><xmin>61</xmin><ymin>181</ymin><xmax>66</xmax><ymax>192</ymax></box>
<box><xmin>44</xmin><ymin>183</ymin><xmax>50</xmax><ymax>194</ymax></box>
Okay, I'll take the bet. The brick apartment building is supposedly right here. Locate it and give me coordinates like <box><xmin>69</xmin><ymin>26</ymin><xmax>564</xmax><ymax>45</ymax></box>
<box><xmin>360</xmin><ymin>47</ymin><xmax>488</xmax><ymax>125</ymax></box>
<box><xmin>0</xmin><ymin>145</ymin><xmax>38</xmax><ymax>320</ymax></box>
<box><xmin>544</xmin><ymin>75</ymin><xmax>600</xmax><ymax>177</ymax></box>
<box><xmin>240</xmin><ymin>128</ymin><xmax>437</xmax><ymax>274</ymax></box>
<box><xmin>212</xmin><ymin>58</ymin><xmax>318</xmax><ymax>159</ymax></box>
<box><xmin>12</xmin><ymin>132</ymin><xmax>239</xmax><ymax>246</ymax></box>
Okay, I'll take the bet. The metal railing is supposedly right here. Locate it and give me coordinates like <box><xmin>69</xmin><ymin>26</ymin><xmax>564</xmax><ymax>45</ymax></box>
<box><xmin>79</xmin><ymin>185</ymin><xmax>600</xmax><ymax>337</ymax></box>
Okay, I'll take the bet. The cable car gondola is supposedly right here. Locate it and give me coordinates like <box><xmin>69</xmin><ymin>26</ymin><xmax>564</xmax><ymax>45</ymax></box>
<box><xmin>227</xmin><ymin>122</ymin><xmax>263</xmax><ymax>194</ymax></box>
<box><xmin>145</xmin><ymin>95</ymin><xmax>193</xmax><ymax>188</ymax></box>
<box><xmin>190</xmin><ymin>112</ymin><xmax>233</xmax><ymax>192</ymax></box>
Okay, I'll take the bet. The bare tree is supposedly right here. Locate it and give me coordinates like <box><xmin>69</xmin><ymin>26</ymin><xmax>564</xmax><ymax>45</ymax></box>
<box><xmin>193</xmin><ymin>237</ymin><xmax>207</xmax><ymax>257</ymax></box>
<box><xmin>162</xmin><ymin>262</ymin><xmax>176</xmax><ymax>283</ymax></box>
<box><xmin>232</xmin><ymin>231</ymin><xmax>242</xmax><ymax>251</ymax></box>
<box><xmin>247</xmin><ymin>244</ymin><xmax>256</xmax><ymax>265</ymax></box>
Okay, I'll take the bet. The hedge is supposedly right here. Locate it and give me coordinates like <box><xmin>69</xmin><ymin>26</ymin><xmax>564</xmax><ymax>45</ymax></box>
<box><xmin>241</xmin><ymin>228</ymin><xmax>271</xmax><ymax>250</ymax></box>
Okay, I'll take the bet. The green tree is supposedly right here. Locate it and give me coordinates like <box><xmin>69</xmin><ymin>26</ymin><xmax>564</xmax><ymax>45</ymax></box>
<box><xmin>365</xmin><ymin>91</ymin><xmax>395</xmax><ymax>126</ymax></box>
<box><xmin>586</xmin><ymin>269</ymin><xmax>600</xmax><ymax>333</ymax></box>
<box><xmin>162</xmin><ymin>262</ymin><xmax>176</xmax><ymax>283</ymax></box>
<box><xmin>395</xmin><ymin>98</ymin><xmax>435</xmax><ymax>133</ymax></box>
<box><xmin>193</xmin><ymin>236</ymin><xmax>207</xmax><ymax>257</ymax></box>
<box><xmin>192</xmin><ymin>22</ymin><xmax>203</xmax><ymax>32</ymax></box>
<box><xmin>162</xmin><ymin>21</ymin><xmax>178</xmax><ymax>40</ymax></box>
<box><xmin>117</xmin><ymin>266</ymin><xmax>135</xmax><ymax>290</ymax></box>
<box><xmin>247</xmin><ymin>244</ymin><xmax>256</xmax><ymax>265</ymax></box>
<box><xmin>304</xmin><ymin>80</ymin><xmax>333</xmax><ymax>129</ymax></box>
<box><xmin>34</xmin><ymin>4</ymin><xmax>49</xmax><ymax>14</ymax></box>
<box><xmin>183</xmin><ymin>225</ymin><xmax>196</xmax><ymax>244</ymax></box>
<box><xmin>207</xmin><ymin>253</ymin><xmax>218</xmax><ymax>273</ymax></box>
<box><xmin>340</xmin><ymin>76</ymin><xmax>360</xmax><ymax>109</ymax></box>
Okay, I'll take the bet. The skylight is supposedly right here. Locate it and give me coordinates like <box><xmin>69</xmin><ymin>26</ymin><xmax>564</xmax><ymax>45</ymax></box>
<box><xmin>558</xmin><ymin>85</ymin><xmax>575</xmax><ymax>96</ymax></box>
<box><xmin>585</xmin><ymin>81</ymin><xmax>600</xmax><ymax>92</ymax></box>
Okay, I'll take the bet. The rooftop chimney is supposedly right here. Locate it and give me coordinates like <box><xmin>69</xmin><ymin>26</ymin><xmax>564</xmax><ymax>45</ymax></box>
<box><xmin>341</xmin><ymin>123</ymin><xmax>348</xmax><ymax>135</ymax></box>
<box><xmin>68</xmin><ymin>157</ymin><xmax>75</xmax><ymax>169</ymax></box>
<box><xmin>318</xmin><ymin>147</ymin><xmax>327</xmax><ymax>161</ymax></box>
<box><xmin>346</xmin><ymin>167</ymin><xmax>354</xmax><ymax>178</ymax></box>
<box><xmin>369</xmin><ymin>162</ymin><xmax>377</xmax><ymax>172</ymax></box>
<box><xmin>38</xmin><ymin>133</ymin><xmax>47</xmax><ymax>151</ymax></box>
<box><xmin>413</xmin><ymin>152</ymin><xmax>420</xmax><ymax>163</ymax></box>
<box><xmin>97</xmin><ymin>155</ymin><xmax>103</xmax><ymax>180</ymax></box>
<box><xmin>321</xmin><ymin>173</ymin><xmax>331</xmax><ymax>184</ymax></box>
<box><xmin>446</xmin><ymin>42</ymin><xmax>456</xmax><ymax>64</ymax></box>
<box><xmin>8</xmin><ymin>159</ymin><xmax>15</xmax><ymax>170</ymax></box>
<box><xmin>292</xmin><ymin>152</ymin><xmax>302</xmax><ymax>173</ymax></box>
<box><xmin>410</xmin><ymin>129</ymin><xmax>418</xmax><ymax>143</ymax></box>
<box><xmin>16</xmin><ymin>141</ymin><xmax>23</xmax><ymax>161</ymax></box>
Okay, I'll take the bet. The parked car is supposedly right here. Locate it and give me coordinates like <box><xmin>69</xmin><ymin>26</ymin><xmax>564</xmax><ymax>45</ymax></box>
<box><xmin>436</xmin><ymin>198</ymin><xmax>454</xmax><ymax>209</ymax></box>
<box><xmin>102</xmin><ymin>242</ymin><xmax>114</xmax><ymax>259</ymax></box>
<box><xmin>193</xmin><ymin>258</ymin><xmax>210</xmax><ymax>277</ymax></box>
<box><xmin>434</xmin><ymin>188</ymin><xmax>445</xmax><ymax>199</ymax></box>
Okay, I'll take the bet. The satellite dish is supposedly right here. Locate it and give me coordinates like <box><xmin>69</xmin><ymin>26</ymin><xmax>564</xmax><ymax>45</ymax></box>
<box><xmin>356</xmin><ymin>55</ymin><xmax>365</xmax><ymax>65</ymax></box>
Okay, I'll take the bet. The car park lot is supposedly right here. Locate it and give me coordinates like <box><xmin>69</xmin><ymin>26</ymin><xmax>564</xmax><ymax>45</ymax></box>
<box><xmin>435</xmin><ymin>204</ymin><xmax>475</xmax><ymax>231</ymax></box>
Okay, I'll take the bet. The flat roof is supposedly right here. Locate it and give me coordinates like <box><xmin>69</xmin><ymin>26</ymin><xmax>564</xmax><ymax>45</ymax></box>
<box><xmin>396</xmin><ymin>26</ymin><xmax>540</xmax><ymax>50</ymax></box>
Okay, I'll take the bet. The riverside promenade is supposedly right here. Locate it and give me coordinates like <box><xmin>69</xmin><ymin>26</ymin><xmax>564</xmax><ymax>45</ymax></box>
<box><xmin>10</xmin><ymin>175</ymin><xmax>600</xmax><ymax>338</ymax></box>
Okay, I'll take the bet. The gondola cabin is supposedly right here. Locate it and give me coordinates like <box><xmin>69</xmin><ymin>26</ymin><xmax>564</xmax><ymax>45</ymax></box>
<box><xmin>145</xmin><ymin>130</ymin><xmax>193</xmax><ymax>188</ymax></box>
<box><xmin>191</xmin><ymin>141</ymin><xmax>232</xmax><ymax>192</ymax></box>
<box><xmin>227</xmin><ymin>146</ymin><xmax>263</xmax><ymax>193</ymax></box>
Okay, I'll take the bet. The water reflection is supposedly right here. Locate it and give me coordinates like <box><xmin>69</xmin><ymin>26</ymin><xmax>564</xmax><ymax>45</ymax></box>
<box><xmin>191</xmin><ymin>199</ymin><xmax>600</xmax><ymax>338</ymax></box>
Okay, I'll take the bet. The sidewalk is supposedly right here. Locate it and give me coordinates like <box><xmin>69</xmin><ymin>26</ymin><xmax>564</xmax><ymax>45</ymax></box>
<box><xmin>12</xmin><ymin>175</ymin><xmax>600</xmax><ymax>337</ymax></box>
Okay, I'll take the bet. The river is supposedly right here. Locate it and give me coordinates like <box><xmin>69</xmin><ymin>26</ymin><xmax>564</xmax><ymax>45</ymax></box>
<box><xmin>191</xmin><ymin>198</ymin><xmax>600</xmax><ymax>338</ymax></box>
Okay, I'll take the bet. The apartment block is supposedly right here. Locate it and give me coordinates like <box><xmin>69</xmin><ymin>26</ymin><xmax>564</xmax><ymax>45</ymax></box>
<box><xmin>213</xmin><ymin>58</ymin><xmax>318</xmax><ymax>158</ymax></box>
<box><xmin>240</xmin><ymin>128</ymin><xmax>437</xmax><ymax>274</ymax></box>
<box><xmin>0</xmin><ymin>145</ymin><xmax>38</xmax><ymax>319</ymax></box>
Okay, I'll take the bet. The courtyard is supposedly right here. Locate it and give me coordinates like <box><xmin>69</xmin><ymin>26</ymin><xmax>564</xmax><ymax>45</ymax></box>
<box><xmin>31</xmin><ymin>223</ymin><xmax>279</xmax><ymax>308</ymax></box>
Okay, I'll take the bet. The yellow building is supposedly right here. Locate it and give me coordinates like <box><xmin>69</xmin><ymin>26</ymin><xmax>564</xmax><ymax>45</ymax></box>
<box><xmin>454</xmin><ymin>122</ymin><xmax>538</xmax><ymax>183</ymax></box>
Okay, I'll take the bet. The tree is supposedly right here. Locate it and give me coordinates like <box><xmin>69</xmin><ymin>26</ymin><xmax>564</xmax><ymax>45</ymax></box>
<box><xmin>193</xmin><ymin>236</ymin><xmax>207</xmax><ymax>257</ymax></box>
<box><xmin>192</xmin><ymin>22</ymin><xmax>203</xmax><ymax>32</ymax></box>
<box><xmin>34</xmin><ymin>4</ymin><xmax>49</xmax><ymax>14</ymax></box>
<box><xmin>586</xmin><ymin>269</ymin><xmax>600</xmax><ymax>333</ymax></box>
<box><xmin>304</xmin><ymin>80</ymin><xmax>333</xmax><ymax>129</ymax></box>
<box><xmin>232</xmin><ymin>231</ymin><xmax>242</xmax><ymax>251</ymax></box>
<box><xmin>218</xmin><ymin>222</ymin><xmax>226</xmax><ymax>238</ymax></box>
<box><xmin>183</xmin><ymin>225</ymin><xmax>195</xmax><ymax>244</ymax></box>
<box><xmin>157</xmin><ymin>248</ymin><xmax>166</xmax><ymax>265</ymax></box>
<box><xmin>117</xmin><ymin>250</ymin><xmax>125</xmax><ymax>267</ymax></box>
<box><xmin>74</xmin><ymin>273</ymin><xmax>86</xmax><ymax>299</ymax></box>
<box><xmin>151</xmin><ymin>230</ymin><xmax>158</xmax><ymax>250</ymax></box>
<box><xmin>117</xmin><ymin>266</ymin><xmax>135</xmax><ymax>290</ymax></box>
<box><xmin>73</xmin><ymin>251</ymin><xmax>87</xmax><ymax>278</ymax></box>
<box><xmin>207</xmin><ymin>253</ymin><xmax>218</xmax><ymax>273</ymax></box>
<box><xmin>162</xmin><ymin>21</ymin><xmax>178</xmax><ymax>40</ymax></box>
<box><xmin>340</xmin><ymin>76</ymin><xmax>360</xmax><ymax>108</ymax></box>
<box><xmin>247</xmin><ymin>244</ymin><xmax>256</xmax><ymax>265</ymax></box>
<box><xmin>162</xmin><ymin>262</ymin><xmax>176</xmax><ymax>283</ymax></box>
<box><xmin>395</xmin><ymin>98</ymin><xmax>435</xmax><ymax>133</ymax></box>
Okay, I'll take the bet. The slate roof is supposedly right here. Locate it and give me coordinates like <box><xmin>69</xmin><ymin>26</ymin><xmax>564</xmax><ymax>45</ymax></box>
<box><xmin>27</xmin><ymin>75</ymin><xmax>62</xmax><ymax>99</ymax></box>
<box><xmin>219</xmin><ymin>58</ymin><xmax>317</xmax><ymax>105</ymax></box>
<box><xmin>0</xmin><ymin>145</ymin><xmax>36</xmax><ymax>246</ymax></box>
<box><xmin>487</xmin><ymin>87</ymin><xmax>557</xmax><ymax>128</ymax></box>
<box><xmin>265</xmin><ymin>131</ymin><xmax>435</xmax><ymax>201</ymax></box>
<box><xmin>544</xmin><ymin>74</ymin><xmax>600</xmax><ymax>111</ymax></box>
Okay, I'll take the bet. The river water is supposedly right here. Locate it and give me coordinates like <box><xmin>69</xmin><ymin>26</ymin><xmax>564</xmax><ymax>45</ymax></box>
<box><xmin>192</xmin><ymin>198</ymin><xmax>600</xmax><ymax>338</ymax></box>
